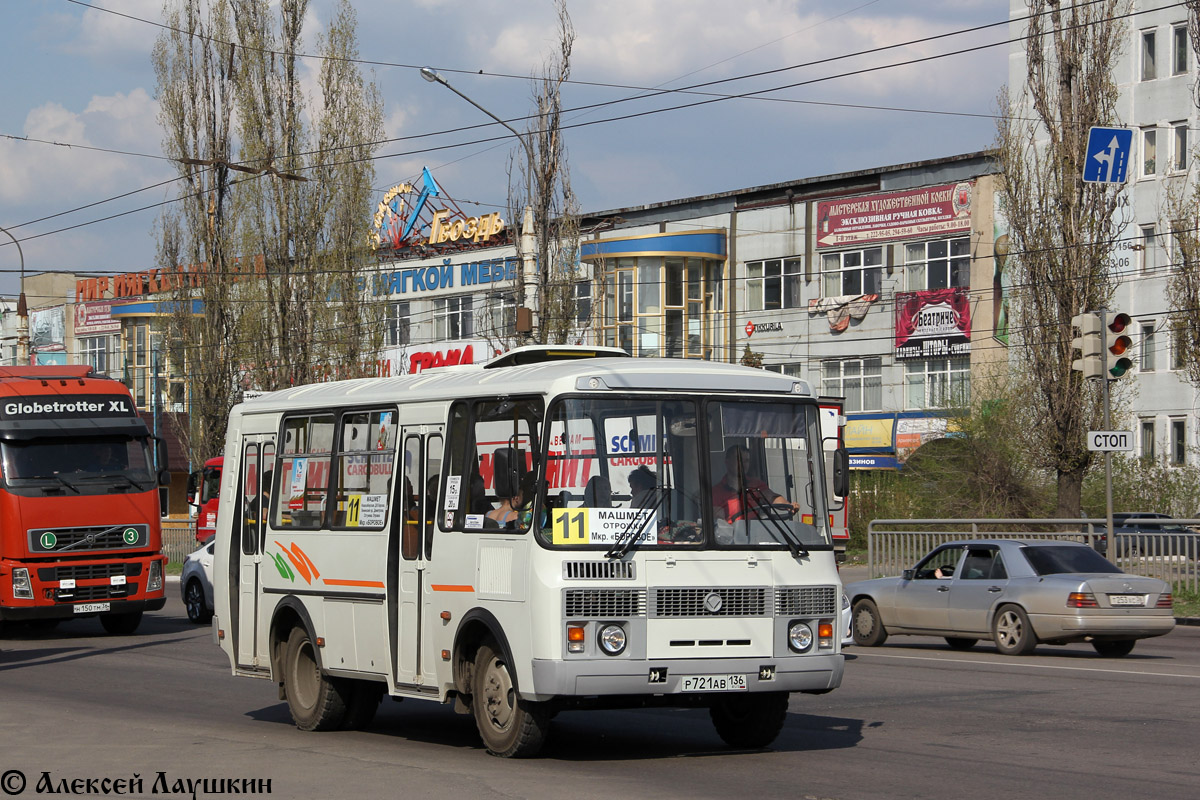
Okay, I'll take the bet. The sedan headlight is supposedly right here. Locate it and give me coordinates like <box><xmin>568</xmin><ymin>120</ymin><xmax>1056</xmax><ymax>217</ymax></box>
<box><xmin>13</xmin><ymin>567</ymin><xmax>33</xmax><ymax>599</ymax></box>
<box><xmin>788</xmin><ymin>621</ymin><xmax>814</xmax><ymax>653</ymax></box>
<box><xmin>598</xmin><ymin>624</ymin><xmax>627</xmax><ymax>655</ymax></box>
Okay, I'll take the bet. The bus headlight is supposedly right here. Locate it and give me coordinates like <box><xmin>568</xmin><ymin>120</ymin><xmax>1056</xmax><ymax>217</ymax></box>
<box><xmin>598</xmin><ymin>624</ymin><xmax>627</xmax><ymax>656</ymax></box>
<box><xmin>148</xmin><ymin>561</ymin><xmax>163</xmax><ymax>592</ymax></box>
<box><xmin>788</xmin><ymin>621</ymin><xmax>813</xmax><ymax>653</ymax></box>
<box><xmin>13</xmin><ymin>567</ymin><xmax>33</xmax><ymax>599</ymax></box>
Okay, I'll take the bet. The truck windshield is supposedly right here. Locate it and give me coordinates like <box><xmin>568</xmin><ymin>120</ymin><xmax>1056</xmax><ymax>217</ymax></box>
<box><xmin>1</xmin><ymin>436</ymin><xmax>155</xmax><ymax>491</ymax></box>
<box><xmin>537</xmin><ymin>394</ymin><xmax>832</xmax><ymax>551</ymax></box>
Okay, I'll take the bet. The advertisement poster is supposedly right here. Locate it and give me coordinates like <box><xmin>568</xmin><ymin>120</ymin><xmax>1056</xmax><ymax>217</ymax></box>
<box><xmin>816</xmin><ymin>182</ymin><xmax>973</xmax><ymax>248</ymax></box>
<box><xmin>288</xmin><ymin>458</ymin><xmax>308</xmax><ymax>510</ymax></box>
<box><xmin>894</xmin><ymin>287</ymin><xmax>971</xmax><ymax>360</ymax></box>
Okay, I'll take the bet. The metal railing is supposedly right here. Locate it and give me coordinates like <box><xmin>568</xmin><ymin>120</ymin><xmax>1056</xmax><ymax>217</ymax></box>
<box><xmin>161</xmin><ymin>521</ymin><xmax>199</xmax><ymax>565</ymax></box>
<box><xmin>867</xmin><ymin>518</ymin><xmax>1199</xmax><ymax>594</ymax></box>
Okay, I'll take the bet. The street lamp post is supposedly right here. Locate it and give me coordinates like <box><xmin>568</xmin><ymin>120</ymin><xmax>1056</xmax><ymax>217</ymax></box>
<box><xmin>0</xmin><ymin>224</ymin><xmax>28</xmax><ymax>365</ymax></box>
<box><xmin>419</xmin><ymin>67</ymin><xmax>538</xmax><ymax>337</ymax></box>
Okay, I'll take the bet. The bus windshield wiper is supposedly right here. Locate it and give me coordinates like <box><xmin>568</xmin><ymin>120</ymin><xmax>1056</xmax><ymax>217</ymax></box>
<box><xmin>606</xmin><ymin>489</ymin><xmax>668</xmax><ymax>559</ymax></box>
<box><xmin>743</xmin><ymin>486</ymin><xmax>808</xmax><ymax>558</ymax></box>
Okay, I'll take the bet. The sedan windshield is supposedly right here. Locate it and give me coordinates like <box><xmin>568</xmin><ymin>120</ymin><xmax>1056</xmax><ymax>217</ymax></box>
<box><xmin>1021</xmin><ymin>545</ymin><xmax>1122</xmax><ymax>576</ymax></box>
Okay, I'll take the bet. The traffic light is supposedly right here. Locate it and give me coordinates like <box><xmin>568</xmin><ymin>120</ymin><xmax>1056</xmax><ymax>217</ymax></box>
<box><xmin>1071</xmin><ymin>312</ymin><xmax>1103</xmax><ymax>378</ymax></box>
<box><xmin>1105</xmin><ymin>312</ymin><xmax>1134</xmax><ymax>378</ymax></box>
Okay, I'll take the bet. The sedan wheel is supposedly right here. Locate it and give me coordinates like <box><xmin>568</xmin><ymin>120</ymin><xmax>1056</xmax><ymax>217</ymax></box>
<box><xmin>184</xmin><ymin>579</ymin><xmax>212</xmax><ymax>624</ymax></box>
<box><xmin>992</xmin><ymin>605</ymin><xmax>1037</xmax><ymax>655</ymax></box>
<box><xmin>851</xmin><ymin>598</ymin><xmax>888</xmax><ymax>647</ymax></box>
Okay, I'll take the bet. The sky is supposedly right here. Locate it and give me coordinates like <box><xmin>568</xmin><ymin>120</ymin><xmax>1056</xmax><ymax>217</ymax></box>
<box><xmin>0</xmin><ymin>0</ymin><xmax>1005</xmax><ymax>302</ymax></box>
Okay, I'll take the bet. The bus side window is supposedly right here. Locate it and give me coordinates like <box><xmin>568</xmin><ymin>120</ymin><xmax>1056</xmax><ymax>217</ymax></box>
<box><xmin>402</xmin><ymin>437</ymin><xmax>420</xmax><ymax>560</ymax></box>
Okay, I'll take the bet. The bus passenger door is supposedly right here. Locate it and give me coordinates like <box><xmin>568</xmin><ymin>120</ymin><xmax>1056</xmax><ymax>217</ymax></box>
<box><xmin>236</xmin><ymin>436</ymin><xmax>275</xmax><ymax>669</ymax></box>
<box><xmin>393</xmin><ymin>429</ymin><xmax>442</xmax><ymax>688</ymax></box>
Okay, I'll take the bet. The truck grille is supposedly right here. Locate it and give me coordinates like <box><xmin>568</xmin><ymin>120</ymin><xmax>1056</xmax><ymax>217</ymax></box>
<box><xmin>28</xmin><ymin>524</ymin><xmax>149</xmax><ymax>553</ymax></box>
<box><xmin>651</xmin><ymin>587</ymin><xmax>768</xmax><ymax>618</ymax></box>
<box><xmin>775</xmin><ymin>586</ymin><xmax>838</xmax><ymax>616</ymax></box>
<box><xmin>564</xmin><ymin>588</ymin><xmax>646</xmax><ymax>618</ymax></box>
<box><xmin>55</xmin><ymin>583</ymin><xmax>139</xmax><ymax>603</ymax></box>
<box><xmin>38</xmin><ymin>564</ymin><xmax>140</xmax><ymax>582</ymax></box>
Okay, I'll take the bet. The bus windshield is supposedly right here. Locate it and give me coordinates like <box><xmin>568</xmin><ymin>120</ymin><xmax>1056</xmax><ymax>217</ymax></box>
<box><xmin>1</xmin><ymin>436</ymin><xmax>156</xmax><ymax>493</ymax></box>
<box><xmin>538</xmin><ymin>395</ymin><xmax>831</xmax><ymax>551</ymax></box>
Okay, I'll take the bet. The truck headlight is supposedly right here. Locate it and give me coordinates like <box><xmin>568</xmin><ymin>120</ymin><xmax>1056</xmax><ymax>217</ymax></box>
<box><xmin>788</xmin><ymin>621</ymin><xmax>813</xmax><ymax>653</ymax></box>
<box><xmin>148</xmin><ymin>560</ymin><xmax>163</xmax><ymax>592</ymax></box>
<box><xmin>598</xmin><ymin>624</ymin><xmax>627</xmax><ymax>655</ymax></box>
<box><xmin>13</xmin><ymin>567</ymin><xmax>33</xmax><ymax>599</ymax></box>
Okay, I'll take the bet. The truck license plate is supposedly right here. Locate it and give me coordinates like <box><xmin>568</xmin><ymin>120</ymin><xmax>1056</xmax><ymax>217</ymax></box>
<box><xmin>73</xmin><ymin>602</ymin><xmax>111</xmax><ymax>614</ymax></box>
<box><xmin>680</xmin><ymin>674</ymin><xmax>747</xmax><ymax>692</ymax></box>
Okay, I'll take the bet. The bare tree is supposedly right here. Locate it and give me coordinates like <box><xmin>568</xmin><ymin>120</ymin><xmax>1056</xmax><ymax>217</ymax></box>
<box><xmin>155</xmin><ymin>0</ymin><xmax>383</xmax><ymax>463</ymax></box>
<box><xmin>507</xmin><ymin>0</ymin><xmax>581</xmax><ymax>345</ymax></box>
<box><xmin>995</xmin><ymin>0</ymin><xmax>1129</xmax><ymax>516</ymax></box>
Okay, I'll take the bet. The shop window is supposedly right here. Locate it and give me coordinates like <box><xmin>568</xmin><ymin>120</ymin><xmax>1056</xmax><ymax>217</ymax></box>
<box><xmin>434</xmin><ymin>295</ymin><xmax>474</xmax><ymax>341</ymax></box>
<box><xmin>822</xmin><ymin>247</ymin><xmax>883</xmax><ymax>297</ymax></box>
<box><xmin>822</xmin><ymin>357</ymin><xmax>883</xmax><ymax>413</ymax></box>
<box><xmin>1170</xmin><ymin>418</ymin><xmax>1186</xmax><ymax>465</ymax></box>
<box><xmin>905</xmin><ymin>237</ymin><xmax>970</xmax><ymax>291</ymax></box>
<box><xmin>386</xmin><ymin>301</ymin><xmax>411</xmax><ymax>347</ymax></box>
<box><xmin>904</xmin><ymin>357</ymin><xmax>970</xmax><ymax>410</ymax></box>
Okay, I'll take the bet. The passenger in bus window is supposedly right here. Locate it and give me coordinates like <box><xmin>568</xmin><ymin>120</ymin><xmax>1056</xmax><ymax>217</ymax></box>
<box><xmin>628</xmin><ymin>465</ymin><xmax>656</xmax><ymax>508</ymax></box>
<box><xmin>487</xmin><ymin>487</ymin><xmax>524</xmax><ymax>528</ymax></box>
<box><xmin>246</xmin><ymin>469</ymin><xmax>272</xmax><ymax>528</ymax></box>
<box><xmin>712</xmin><ymin>444</ymin><xmax>797</xmax><ymax>522</ymax></box>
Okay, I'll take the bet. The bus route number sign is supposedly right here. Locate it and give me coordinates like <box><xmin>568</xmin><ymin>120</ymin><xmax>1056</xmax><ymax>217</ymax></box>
<box><xmin>552</xmin><ymin>510</ymin><xmax>590</xmax><ymax>544</ymax></box>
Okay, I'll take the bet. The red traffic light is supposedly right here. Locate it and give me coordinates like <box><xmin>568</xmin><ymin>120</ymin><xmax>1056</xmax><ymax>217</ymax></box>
<box><xmin>1108</xmin><ymin>312</ymin><xmax>1131</xmax><ymax>335</ymax></box>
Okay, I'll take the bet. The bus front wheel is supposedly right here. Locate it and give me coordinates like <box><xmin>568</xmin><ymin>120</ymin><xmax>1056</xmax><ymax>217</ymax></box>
<box><xmin>710</xmin><ymin>692</ymin><xmax>789</xmax><ymax>749</ymax></box>
<box><xmin>282</xmin><ymin>626</ymin><xmax>347</xmax><ymax>731</ymax></box>
<box><xmin>471</xmin><ymin>639</ymin><xmax>549</xmax><ymax>757</ymax></box>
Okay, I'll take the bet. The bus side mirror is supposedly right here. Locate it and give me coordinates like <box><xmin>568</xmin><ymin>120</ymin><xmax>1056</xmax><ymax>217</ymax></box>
<box><xmin>832</xmin><ymin>447</ymin><xmax>849</xmax><ymax>498</ymax></box>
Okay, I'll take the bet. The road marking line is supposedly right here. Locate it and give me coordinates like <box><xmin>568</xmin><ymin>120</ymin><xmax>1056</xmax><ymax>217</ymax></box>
<box><xmin>851</xmin><ymin>651</ymin><xmax>1200</xmax><ymax>679</ymax></box>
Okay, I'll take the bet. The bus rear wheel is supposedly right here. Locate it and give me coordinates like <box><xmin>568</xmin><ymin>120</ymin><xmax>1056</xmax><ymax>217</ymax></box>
<box><xmin>710</xmin><ymin>692</ymin><xmax>790</xmax><ymax>749</ymax></box>
<box><xmin>282</xmin><ymin>626</ymin><xmax>347</xmax><ymax>731</ymax></box>
<box><xmin>100</xmin><ymin>611</ymin><xmax>143</xmax><ymax>635</ymax></box>
<box><xmin>472</xmin><ymin>639</ymin><xmax>549</xmax><ymax>757</ymax></box>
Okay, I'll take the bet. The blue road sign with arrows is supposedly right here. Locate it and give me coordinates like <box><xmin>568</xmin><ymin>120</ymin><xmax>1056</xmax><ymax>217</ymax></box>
<box><xmin>1083</xmin><ymin>126</ymin><xmax>1133</xmax><ymax>184</ymax></box>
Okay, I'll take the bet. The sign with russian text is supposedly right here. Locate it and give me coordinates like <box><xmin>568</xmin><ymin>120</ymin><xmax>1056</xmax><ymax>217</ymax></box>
<box><xmin>816</xmin><ymin>182</ymin><xmax>973</xmax><ymax>248</ymax></box>
<box><xmin>74</xmin><ymin>300</ymin><xmax>122</xmax><ymax>335</ymax></box>
<box><xmin>894</xmin><ymin>288</ymin><xmax>971</xmax><ymax>360</ymax></box>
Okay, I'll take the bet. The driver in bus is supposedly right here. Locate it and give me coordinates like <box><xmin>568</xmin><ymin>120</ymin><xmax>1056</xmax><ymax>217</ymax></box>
<box><xmin>712</xmin><ymin>444</ymin><xmax>798</xmax><ymax>522</ymax></box>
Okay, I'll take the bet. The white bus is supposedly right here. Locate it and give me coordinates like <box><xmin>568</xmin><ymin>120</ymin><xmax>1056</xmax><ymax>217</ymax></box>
<box><xmin>212</xmin><ymin>347</ymin><xmax>849</xmax><ymax>757</ymax></box>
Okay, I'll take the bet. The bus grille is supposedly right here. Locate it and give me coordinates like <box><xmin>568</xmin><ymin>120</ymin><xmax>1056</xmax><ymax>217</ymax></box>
<box><xmin>38</xmin><ymin>564</ymin><xmax>139</xmax><ymax>582</ymax></box>
<box><xmin>775</xmin><ymin>586</ymin><xmax>838</xmax><ymax>616</ymax></box>
<box><xmin>564</xmin><ymin>589</ymin><xmax>646</xmax><ymax>618</ymax></box>
<box><xmin>651</xmin><ymin>587</ymin><xmax>768</xmax><ymax>618</ymax></box>
<box><xmin>562</xmin><ymin>560</ymin><xmax>636</xmax><ymax>580</ymax></box>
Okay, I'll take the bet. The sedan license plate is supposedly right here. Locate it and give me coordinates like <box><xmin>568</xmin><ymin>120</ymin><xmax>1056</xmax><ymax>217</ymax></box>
<box><xmin>73</xmin><ymin>602</ymin><xmax>111</xmax><ymax>614</ymax></box>
<box><xmin>680</xmin><ymin>674</ymin><xmax>747</xmax><ymax>692</ymax></box>
<box><xmin>1109</xmin><ymin>595</ymin><xmax>1144</xmax><ymax>607</ymax></box>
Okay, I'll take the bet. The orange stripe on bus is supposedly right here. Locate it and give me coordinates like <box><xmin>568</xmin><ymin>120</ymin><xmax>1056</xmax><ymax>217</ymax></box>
<box><xmin>430</xmin><ymin>584</ymin><xmax>475</xmax><ymax>593</ymax></box>
<box><xmin>322</xmin><ymin>579</ymin><xmax>385</xmax><ymax>588</ymax></box>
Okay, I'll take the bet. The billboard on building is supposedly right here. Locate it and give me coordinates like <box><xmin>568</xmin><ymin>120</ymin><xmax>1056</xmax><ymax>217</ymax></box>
<box><xmin>894</xmin><ymin>288</ymin><xmax>971</xmax><ymax>360</ymax></box>
<box><xmin>816</xmin><ymin>182</ymin><xmax>973</xmax><ymax>248</ymax></box>
<box><xmin>74</xmin><ymin>300</ymin><xmax>122</xmax><ymax>335</ymax></box>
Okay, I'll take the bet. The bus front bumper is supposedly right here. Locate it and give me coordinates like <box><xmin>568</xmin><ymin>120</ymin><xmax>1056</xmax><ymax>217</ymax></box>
<box><xmin>528</xmin><ymin>653</ymin><xmax>843</xmax><ymax>702</ymax></box>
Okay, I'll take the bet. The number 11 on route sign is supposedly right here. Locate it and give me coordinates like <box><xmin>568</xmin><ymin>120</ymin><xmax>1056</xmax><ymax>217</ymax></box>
<box><xmin>1083</xmin><ymin>126</ymin><xmax>1133</xmax><ymax>184</ymax></box>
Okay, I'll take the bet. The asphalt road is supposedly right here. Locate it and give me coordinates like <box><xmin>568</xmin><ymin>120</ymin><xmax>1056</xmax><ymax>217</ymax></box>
<box><xmin>2</xmin><ymin>592</ymin><xmax>1198</xmax><ymax>800</ymax></box>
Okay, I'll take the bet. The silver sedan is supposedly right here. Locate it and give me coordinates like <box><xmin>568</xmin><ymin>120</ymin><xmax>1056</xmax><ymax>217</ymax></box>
<box><xmin>845</xmin><ymin>539</ymin><xmax>1175</xmax><ymax>657</ymax></box>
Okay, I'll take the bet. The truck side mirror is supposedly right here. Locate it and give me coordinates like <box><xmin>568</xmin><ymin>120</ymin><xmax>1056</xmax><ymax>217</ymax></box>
<box><xmin>186</xmin><ymin>471</ymin><xmax>199</xmax><ymax>506</ymax></box>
